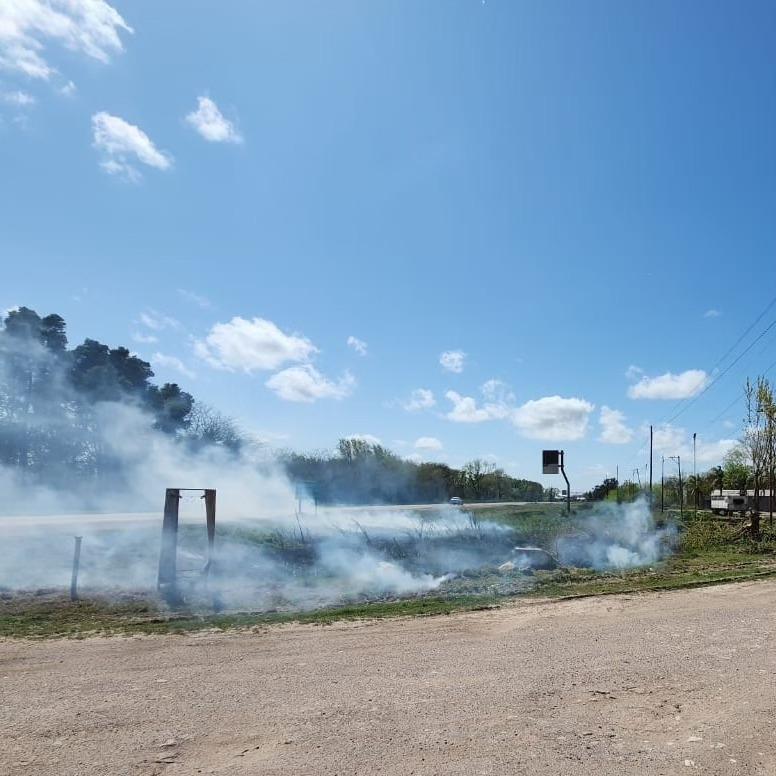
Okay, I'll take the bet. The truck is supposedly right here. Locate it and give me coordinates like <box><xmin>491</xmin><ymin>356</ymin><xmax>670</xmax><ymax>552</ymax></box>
<box><xmin>710</xmin><ymin>494</ymin><xmax>747</xmax><ymax>516</ymax></box>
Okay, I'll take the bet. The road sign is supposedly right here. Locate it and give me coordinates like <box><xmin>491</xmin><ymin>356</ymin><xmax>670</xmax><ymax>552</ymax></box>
<box><xmin>542</xmin><ymin>450</ymin><xmax>560</xmax><ymax>475</ymax></box>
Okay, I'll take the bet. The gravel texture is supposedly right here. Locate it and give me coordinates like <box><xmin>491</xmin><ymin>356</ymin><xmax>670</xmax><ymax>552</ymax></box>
<box><xmin>2</xmin><ymin>580</ymin><xmax>775</xmax><ymax>775</ymax></box>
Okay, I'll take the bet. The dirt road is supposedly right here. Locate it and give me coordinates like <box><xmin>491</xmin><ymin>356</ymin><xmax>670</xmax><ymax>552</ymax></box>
<box><xmin>2</xmin><ymin>581</ymin><xmax>775</xmax><ymax>775</ymax></box>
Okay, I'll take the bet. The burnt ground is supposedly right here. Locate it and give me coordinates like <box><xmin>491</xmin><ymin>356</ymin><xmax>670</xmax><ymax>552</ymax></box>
<box><xmin>2</xmin><ymin>579</ymin><xmax>775</xmax><ymax>775</ymax></box>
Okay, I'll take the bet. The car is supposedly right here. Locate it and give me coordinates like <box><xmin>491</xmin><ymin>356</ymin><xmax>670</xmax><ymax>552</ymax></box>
<box><xmin>449</xmin><ymin>497</ymin><xmax>464</xmax><ymax>506</ymax></box>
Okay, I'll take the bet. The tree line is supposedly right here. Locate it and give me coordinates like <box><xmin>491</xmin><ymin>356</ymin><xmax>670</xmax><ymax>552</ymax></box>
<box><xmin>281</xmin><ymin>438</ymin><xmax>546</xmax><ymax>505</ymax></box>
<box><xmin>1</xmin><ymin>307</ymin><xmax>546</xmax><ymax>505</ymax></box>
<box><xmin>0</xmin><ymin>306</ymin><xmax>240</xmax><ymax>489</ymax></box>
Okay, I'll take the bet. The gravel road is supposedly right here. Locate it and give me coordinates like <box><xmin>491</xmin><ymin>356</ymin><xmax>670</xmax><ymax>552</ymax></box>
<box><xmin>2</xmin><ymin>580</ymin><xmax>775</xmax><ymax>775</ymax></box>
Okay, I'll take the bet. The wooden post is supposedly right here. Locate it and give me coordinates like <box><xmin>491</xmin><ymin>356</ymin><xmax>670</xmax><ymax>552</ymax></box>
<box><xmin>70</xmin><ymin>536</ymin><xmax>82</xmax><ymax>601</ymax></box>
<box><xmin>203</xmin><ymin>489</ymin><xmax>216</xmax><ymax>576</ymax></box>
<box><xmin>158</xmin><ymin>488</ymin><xmax>180</xmax><ymax>592</ymax></box>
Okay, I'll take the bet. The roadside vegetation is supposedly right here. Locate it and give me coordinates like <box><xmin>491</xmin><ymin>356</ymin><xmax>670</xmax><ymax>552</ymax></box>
<box><xmin>3</xmin><ymin>503</ymin><xmax>775</xmax><ymax>640</ymax></box>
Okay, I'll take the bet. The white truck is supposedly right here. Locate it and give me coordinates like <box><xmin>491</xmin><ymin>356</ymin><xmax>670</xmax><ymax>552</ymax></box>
<box><xmin>710</xmin><ymin>494</ymin><xmax>747</xmax><ymax>516</ymax></box>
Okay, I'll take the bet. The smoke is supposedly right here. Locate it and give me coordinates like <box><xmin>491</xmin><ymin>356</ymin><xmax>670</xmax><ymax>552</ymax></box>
<box><xmin>0</xmin><ymin>397</ymin><xmax>515</xmax><ymax>607</ymax></box>
<box><xmin>1</xmin><ymin>503</ymin><xmax>510</xmax><ymax>611</ymax></box>
<box><xmin>0</xmin><ymin>400</ymin><xmax>673</xmax><ymax>611</ymax></box>
<box><xmin>555</xmin><ymin>497</ymin><xmax>675</xmax><ymax>570</ymax></box>
<box><xmin>0</xmin><ymin>400</ymin><xmax>296</xmax><ymax>516</ymax></box>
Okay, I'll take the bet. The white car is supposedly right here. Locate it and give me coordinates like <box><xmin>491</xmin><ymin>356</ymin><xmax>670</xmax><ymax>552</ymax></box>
<box><xmin>449</xmin><ymin>497</ymin><xmax>464</xmax><ymax>506</ymax></box>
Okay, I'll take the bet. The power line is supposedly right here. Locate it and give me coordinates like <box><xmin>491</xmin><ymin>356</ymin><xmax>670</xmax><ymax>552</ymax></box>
<box><xmin>703</xmin><ymin>353</ymin><xmax>776</xmax><ymax>429</ymax></box>
<box><xmin>655</xmin><ymin>293</ymin><xmax>776</xmax><ymax>427</ymax></box>
<box><xmin>616</xmin><ymin>296</ymin><xmax>776</xmax><ymax>472</ymax></box>
<box><xmin>663</xmin><ymin>314</ymin><xmax>776</xmax><ymax>425</ymax></box>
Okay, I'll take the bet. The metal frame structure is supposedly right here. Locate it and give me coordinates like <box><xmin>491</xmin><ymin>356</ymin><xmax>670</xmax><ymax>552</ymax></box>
<box><xmin>157</xmin><ymin>488</ymin><xmax>216</xmax><ymax>599</ymax></box>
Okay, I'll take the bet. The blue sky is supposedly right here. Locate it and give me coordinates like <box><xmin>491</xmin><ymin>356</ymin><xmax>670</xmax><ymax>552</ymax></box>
<box><xmin>2</xmin><ymin>1</ymin><xmax>776</xmax><ymax>489</ymax></box>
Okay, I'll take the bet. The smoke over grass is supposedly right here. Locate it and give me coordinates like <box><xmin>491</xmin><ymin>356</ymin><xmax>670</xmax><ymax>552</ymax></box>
<box><xmin>555</xmin><ymin>498</ymin><xmax>676</xmax><ymax>570</ymax></box>
<box><xmin>0</xmin><ymin>307</ymin><xmax>677</xmax><ymax>614</ymax></box>
<box><xmin>3</xmin><ymin>494</ymin><xmax>677</xmax><ymax>615</ymax></box>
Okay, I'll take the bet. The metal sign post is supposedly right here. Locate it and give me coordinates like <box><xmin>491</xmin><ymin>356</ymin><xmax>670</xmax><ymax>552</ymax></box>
<box><xmin>560</xmin><ymin>450</ymin><xmax>570</xmax><ymax>515</ymax></box>
<box><xmin>543</xmin><ymin>450</ymin><xmax>571</xmax><ymax>515</ymax></box>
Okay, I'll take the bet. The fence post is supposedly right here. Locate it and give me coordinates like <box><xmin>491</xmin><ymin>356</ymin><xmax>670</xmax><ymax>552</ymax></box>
<box><xmin>70</xmin><ymin>536</ymin><xmax>82</xmax><ymax>601</ymax></box>
<box><xmin>158</xmin><ymin>488</ymin><xmax>180</xmax><ymax>594</ymax></box>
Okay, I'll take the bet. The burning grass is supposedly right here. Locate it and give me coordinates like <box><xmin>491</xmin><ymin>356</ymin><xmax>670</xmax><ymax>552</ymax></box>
<box><xmin>5</xmin><ymin>501</ymin><xmax>776</xmax><ymax>638</ymax></box>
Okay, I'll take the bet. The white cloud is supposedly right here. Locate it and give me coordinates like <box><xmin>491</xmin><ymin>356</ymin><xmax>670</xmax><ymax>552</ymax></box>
<box><xmin>138</xmin><ymin>310</ymin><xmax>180</xmax><ymax>332</ymax></box>
<box><xmin>445</xmin><ymin>380</ymin><xmax>515</xmax><ymax>423</ymax></box>
<box><xmin>696</xmin><ymin>438</ymin><xmax>738</xmax><ymax>465</ymax></box>
<box><xmin>414</xmin><ymin>436</ymin><xmax>443</xmax><ymax>452</ymax></box>
<box><xmin>344</xmin><ymin>433</ymin><xmax>381</xmax><ymax>446</ymax></box>
<box><xmin>59</xmin><ymin>79</ymin><xmax>76</xmax><ymax>96</ymax></box>
<box><xmin>151</xmin><ymin>352</ymin><xmax>195</xmax><ymax>380</ymax></box>
<box><xmin>445</xmin><ymin>390</ymin><xmax>512</xmax><ymax>423</ymax></box>
<box><xmin>177</xmin><ymin>289</ymin><xmax>212</xmax><ymax>309</ymax></box>
<box><xmin>402</xmin><ymin>388</ymin><xmax>435</xmax><ymax>412</ymax></box>
<box><xmin>194</xmin><ymin>316</ymin><xmax>317</xmax><ymax>372</ymax></box>
<box><xmin>131</xmin><ymin>331</ymin><xmax>157</xmax><ymax>344</ymax></box>
<box><xmin>650</xmin><ymin>423</ymin><xmax>685</xmax><ymax>454</ymax></box>
<box><xmin>511</xmin><ymin>396</ymin><xmax>594</xmax><ymax>441</ymax></box>
<box><xmin>598</xmin><ymin>406</ymin><xmax>633</xmax><ymax>444</ymax></box>
<box><xmin>92</xmin><ymin>112</ymin><xmax>172</xmax><ymax>181</ymax></box>
<box><xmin>2</xmin><ymin>90</ymin><xmax>35</xmax><ymax>106</ymax></box>
<box><xmin>649</xmin><ymin>423</ymin><xmax>737</xmax><ymax>467</ymax></box>
<box><xmin>347</xmin><ymin>335</ymin><xmax>368</xmax><ymax>356</ymax></box>
<box><xmin>266</xmin><ymin>365</ymin><xmax>354</xmax><ymax>403</ymax></box>
<box><xmin>480</xmin><ymin>379</ymin><xmax>515</xmax><ymax>404</ymax></box>
<box><xmin>628</xmin><ymin>369</ymin><xmax>708</xmax><ymax>400</ymax></box>
<box><xmin>439</xmin><ymin>350</ymin><xmax>465</xmax><ymax>373</ymax></box>
<box><xmin>625</xmin><ymin>364</ymin><xmax>644</xmax><ymax>381</ymax></box>
<box><xmin>185</xmin><ymin>96</ymin><xmax>242</xmax><ymax>143</ymax></box>
<box><xmin>703</xmin><ymin>309</ymin><xmax>721</xmax><ymax>319</ymax></box>
<box><xmin>0</xmin><ymin>0</ymin><xmax>132</xmax><ymax>80</ymax></box>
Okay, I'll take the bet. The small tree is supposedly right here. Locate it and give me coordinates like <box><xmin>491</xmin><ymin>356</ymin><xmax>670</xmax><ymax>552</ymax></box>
<box><xmin>741</xmin><ymin>377</ymin><xmax>774</xmax><ymax>537</ymax></box>
<box><xmin>463</xmin><ymin>458</ymin><xmax>495</xmax><ymax>501</ymax></box>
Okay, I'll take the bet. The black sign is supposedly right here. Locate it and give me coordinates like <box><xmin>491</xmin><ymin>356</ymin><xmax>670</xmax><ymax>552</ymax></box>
<box><xmin>542</xmin><ymin>450</ymin><xmax>560</xmax><ymax>474</ymax></box>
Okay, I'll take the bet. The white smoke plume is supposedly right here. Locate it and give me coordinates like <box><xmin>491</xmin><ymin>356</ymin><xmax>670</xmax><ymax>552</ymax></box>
<box><xmin>555</xmin><ymin>497</ymin><xmax>675</xmax><ymax>570</ymax></box>
<box><xmin>1</xmin><ymin>401</ymin><xmax>674</xmax><ymax>612</ymax></box>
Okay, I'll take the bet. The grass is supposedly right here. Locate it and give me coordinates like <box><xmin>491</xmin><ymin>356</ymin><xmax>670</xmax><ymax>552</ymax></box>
<box><xmin>0</xmin><ymin>591</ymin><xmax>504</xmax><ymax>639</ymax></box>
<box><xmin>3</xmin><ymin>504</ymin><xmax>776</xmax><ymax>640</ymax></box>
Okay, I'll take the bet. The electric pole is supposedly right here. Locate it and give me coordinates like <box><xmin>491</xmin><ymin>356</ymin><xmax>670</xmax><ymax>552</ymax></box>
<box><xmin>649</xmin><ymin>424</ymin><xmax>653</xmax><ymax>501</ymax></box>
<box><xmin>669</xmin><ymin>455</ymin><xmax>683</xmax><ymax>519</ymax></box>
<box><xmin>693</xmin><ymin>432</ymin><xmax>697</xmax><ymax>518</ymax></box>
<box><xmin>661</xmin><ymin>455</ymin><xmax>665</xmax><ymax>512</ymax></box>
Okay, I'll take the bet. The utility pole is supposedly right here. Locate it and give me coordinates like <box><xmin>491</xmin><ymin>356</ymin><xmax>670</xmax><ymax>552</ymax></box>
<box><xmin>670</xmin><ymin>455</ymin><xmax>683</xmax><ymax>519</ymax></box>
<box><xmin>661</xmin><ymin>455</ymin><xmax>665</xmax><ymax>512</ymax></box>
<box><xmin>693</xmin><ymin>432</ymin><xmax>697</xmax><ymax>518</ymax></box>
<box><xmin>649</xmin><ymin>425</ymin><xmax>653</xmax><ymax>501</ymax></box>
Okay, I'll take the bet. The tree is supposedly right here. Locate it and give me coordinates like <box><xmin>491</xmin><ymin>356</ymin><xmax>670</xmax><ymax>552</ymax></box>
<box><xmin>463</xmin><ymin>459</ymin><xmax>495</xmax><ymax>501</ymax></box>
<box><xmin>685</xmin><ymin>474</ymin><xmax>708</xmax><ymax>507</ymax></box>
<box><xmin>741</xmin><ymin>377</ymin><xmax>773</xmax><ymax>535</ymax></box>
<box><xmin>708</xmin><ymin>465</ymin><xmax>724</xmax><ymax>495</ymax></box>
<box><xmin>185</xmin><ymin>401</ymin><xmax>241</xmax><ymax>451</ymax></box>
<box><xmin>148</xmin><ymin>383</ymin><xmax>194</xmax><ymax>435</ymax></box>
<box><xmin>0</xmin><ymin>307</ymin><xmax>70</xmax><ymax>472</ymax></box>
<box><xmin>585</xmin><ymin>477</ymin><xmax>618</xmax><ymax>501</ymax></box>
<box><xmin>723</xmin><ymin>446</ymin><xmax>750</xmax><ymax>491</ymax></box>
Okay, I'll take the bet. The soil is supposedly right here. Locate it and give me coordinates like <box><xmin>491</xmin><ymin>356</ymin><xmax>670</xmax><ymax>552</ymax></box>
<box><xmin>2</xmin><ymin>580</ymin><xmax>775</xmax><ymax>775</ymax></box>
